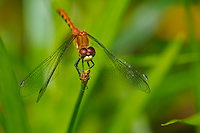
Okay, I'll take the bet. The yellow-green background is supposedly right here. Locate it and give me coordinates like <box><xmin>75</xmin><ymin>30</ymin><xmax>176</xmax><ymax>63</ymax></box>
<box><xmin>0</xmin><ymin>0</ymin><xmax>200</xmax><ymax>132</ymax></box>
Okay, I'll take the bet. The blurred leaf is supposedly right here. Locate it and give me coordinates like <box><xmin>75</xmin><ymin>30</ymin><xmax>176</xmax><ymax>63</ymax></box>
<box><xmin>0</xmin><ymin>111</ymin><xmax>5</xmax><ymax>132</ymax></box>
<box><xmin>161</xmin><ymin>113</ymin><xmax>200</xmax><ymax>126</ymax></box>
<box><xmin>148</xmin><ymin>34</ymin><xmax>184</xmax><ymax>90</ymax></box>
<box><xmin>112</xmin><ymin>0</ymin><xmax>175</xmax><ymax>53</ymax></box>
<box><xmin>184</xmin><ymin>2</ymin><xmax>200</xmax><ymax>132</ymax></box>
<box><xmin>0</xmin><ymin>37</ymin><xmax>29</xmax><ymax>133</ymax></box>
<box><xmin>93</xmin><ymin>0</ymin><xmax>131</xmax><ymax>49</ymax></box>
<box><xmin>151</xmin><ymin>71</ymin><xmax>190</xmax><ymax>99</ymax></box>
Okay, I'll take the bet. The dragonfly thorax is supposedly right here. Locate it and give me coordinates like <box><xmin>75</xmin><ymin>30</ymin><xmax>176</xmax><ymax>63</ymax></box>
<box><xmin>74</xmin><ymin>31</ymin><xmax>89</xmax><ymax>50</ymax></box>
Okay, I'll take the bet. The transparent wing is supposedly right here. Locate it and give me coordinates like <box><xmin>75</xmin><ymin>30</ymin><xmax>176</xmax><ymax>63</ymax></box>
<box><xmin>19</xmin><ymin>35</ymin><xmax>76</xmax><ymax>100</ymax></box>
<box><xmin>87</xmin><ymin>34</ymin><xmax>150</xmax><ymax>93</ymax></box>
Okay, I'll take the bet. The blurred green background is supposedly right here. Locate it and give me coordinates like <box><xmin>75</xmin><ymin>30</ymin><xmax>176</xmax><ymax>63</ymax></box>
<box><xmin>0</xmin><ymin>0</ymin><xmax>200</xmax><ymax>133</ymax></box>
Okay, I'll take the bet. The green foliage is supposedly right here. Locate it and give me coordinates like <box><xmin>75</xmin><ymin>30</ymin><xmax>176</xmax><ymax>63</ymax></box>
<box><xmin>0</xmin><ymin>0</ymin><xmax>200</xmax><ymax>133</ymax></box>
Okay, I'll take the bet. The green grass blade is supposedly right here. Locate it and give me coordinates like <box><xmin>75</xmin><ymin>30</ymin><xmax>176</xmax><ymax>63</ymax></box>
<box><xmin>67</xmin><ymin>83</ymin><xmax>87</xmax><ymax>133</ymax></box>
<box><xmin>161</xmin><ymin>113</ymin><xmax>200</xmax><ymax>126</ymax></box>
<box><xmin>0</xmin><ymin>37</ymin><xmax>29</xmax><ymax>133</ymax></box>
<box><xmin>93</xmin><ymin>0</ymin><xmax>131</xmax><ymax>49</ymax></box>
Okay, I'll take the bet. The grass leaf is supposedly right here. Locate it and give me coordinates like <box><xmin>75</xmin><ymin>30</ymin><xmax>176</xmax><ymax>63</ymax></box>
<box><xmin>0</xmin><ymin>37</ymin><xmax>29</xmax><ymax>133</ymax></box>
<box><xmin>161</xmin><ymin>113</ymin><xmax>200</xmax><ymax>126</ymax></box>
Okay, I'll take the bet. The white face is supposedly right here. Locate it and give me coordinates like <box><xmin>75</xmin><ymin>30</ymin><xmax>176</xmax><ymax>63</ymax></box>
<box><xmin>83</xmin><ymin>55</ymin><xmax>93</xmax><ymax>62</ymax></box>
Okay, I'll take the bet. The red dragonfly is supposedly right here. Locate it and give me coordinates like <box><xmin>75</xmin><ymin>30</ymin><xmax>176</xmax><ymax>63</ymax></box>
<box><xmin>20</xmin><ymin>8</ymin><xmax>150</xmax><ymax>102</ymax></box>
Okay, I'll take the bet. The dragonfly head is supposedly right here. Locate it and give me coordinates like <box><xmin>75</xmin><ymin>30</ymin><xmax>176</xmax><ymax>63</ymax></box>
<box><xmin>79</xmin><ymin>46</ymin><xmax>95</xmax><ymax>62</ymax></box>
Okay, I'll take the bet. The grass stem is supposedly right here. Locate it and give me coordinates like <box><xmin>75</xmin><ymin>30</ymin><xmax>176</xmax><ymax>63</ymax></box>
<box><xmin>67</xmin><ymin>82</ymin><xmax>87</xmax><ymax>133</ymax></box>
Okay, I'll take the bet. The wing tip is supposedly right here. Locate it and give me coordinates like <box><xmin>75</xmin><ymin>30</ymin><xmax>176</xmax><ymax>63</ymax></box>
<box><xmin>146</xmin><ymin>89</ymin><xmax>151</xmax><ymax>94</ymax></box>
<box><xmin>20</xmin><ymin>81</ymin><xmax>25</xmax><ymax>87</ymax></box>
<box><xmin>145</xmin><ymin>84</ymin><xmax>151</xmax><ymax>94</ymax></box>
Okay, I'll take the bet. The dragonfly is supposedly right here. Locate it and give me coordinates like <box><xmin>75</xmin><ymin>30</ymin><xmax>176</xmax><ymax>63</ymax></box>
<box><xmin>19</xmin><ymin>8</ymin><xmax>150</xmax><ymax>102</ymax></box>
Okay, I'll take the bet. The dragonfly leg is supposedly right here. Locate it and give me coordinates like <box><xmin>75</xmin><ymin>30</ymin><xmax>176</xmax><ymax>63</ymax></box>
<box><xmin>74</xmin><ymin>58</ymin><xmax>84</xmax><ymax>75</ymax></box>
<box><xmin>87</xmin><ymin>60</ymin><xmax>95</xmax><ymax>69</ymax></box>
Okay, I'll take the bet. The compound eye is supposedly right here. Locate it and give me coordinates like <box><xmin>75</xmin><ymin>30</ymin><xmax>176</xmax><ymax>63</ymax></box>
<box><xmin>87</xmin><ymin>47</ymin><xmax>95</xmax><ymax>57</ymax></box>
<box><xmin>79</xmin><ymin>48</ymin><xmax>87</xmax><ymax>56</ymax></box>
